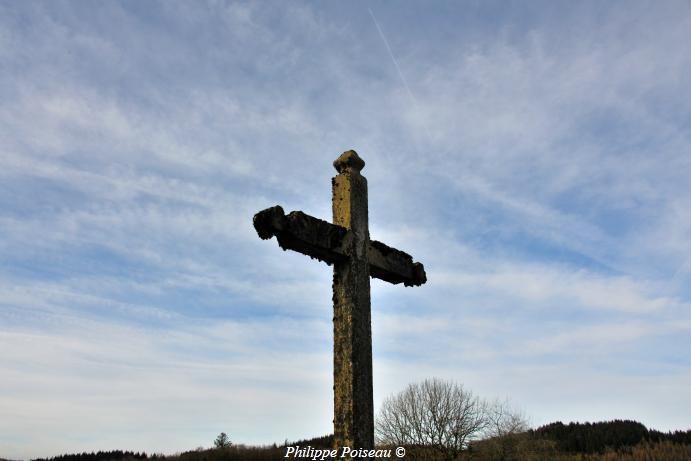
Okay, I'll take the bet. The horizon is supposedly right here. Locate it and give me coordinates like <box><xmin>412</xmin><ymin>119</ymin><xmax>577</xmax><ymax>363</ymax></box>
<box><xmin>5</xmin><ymin>418</ymin><xmax>691</xmax><ymax>461</ymax></box>
<box><xmin>1</xmin><ymin>1</ymin><xmax>690</xmax><ymax>460</ymax></box>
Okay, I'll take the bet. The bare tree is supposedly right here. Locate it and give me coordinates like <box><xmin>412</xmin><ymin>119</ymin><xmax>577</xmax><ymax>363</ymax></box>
<box><xmin>376</xmin><ymin>378</ymin><xmax>489</xmax><ymax>460</ymax></box>
<box><xmin>485</xmin><ymin>399</ymin><xmax>529</xmax><ymax>439</ymax></box>
<box><xmin>478</xmin><ymin>399</ymin><xmax>530</xmax><ymax>461</ymax></box>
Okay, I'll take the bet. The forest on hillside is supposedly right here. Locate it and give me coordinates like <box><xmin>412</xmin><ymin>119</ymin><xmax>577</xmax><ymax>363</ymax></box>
<box><xmin>26</xmin><ymin>420</ymin><xmax>691</xmax><ymax>461</ymax></box>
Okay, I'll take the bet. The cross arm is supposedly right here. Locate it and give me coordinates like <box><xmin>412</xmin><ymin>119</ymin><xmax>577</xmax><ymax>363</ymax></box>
<box><xmin>253</xmin><ymin>206</ymin><xmax>427</xmax><ymax>287</ymax></box>
<box><xmin>369</xmin><ymin>240</ymin><xmax>427</xmax><ymax>287</ymax></box>
<box><xmin>253</xmin><ymin>205</ymin><xmax>349</xmax><ymax>265</ymax></box>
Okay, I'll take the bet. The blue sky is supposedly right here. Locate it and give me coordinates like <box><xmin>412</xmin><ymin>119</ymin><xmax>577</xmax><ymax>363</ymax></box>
<box><xmin>1</xmin><ymin>1</ymin><xmax>691</xmax><ymax>459</ymax></box>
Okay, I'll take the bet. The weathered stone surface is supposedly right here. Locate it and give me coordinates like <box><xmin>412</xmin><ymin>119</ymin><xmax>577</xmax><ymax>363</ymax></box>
<box><xmin>253</xmin><ymin>150</ymin><xmax>427</xmax><ymax>460</ymax></box>
<box><xmin>253</xmin><ymin>206</ymin><xmax>349</xmax><ymax>265</ymax></box>
<box><xmin>333</xmin><ymin>149</ymin><xmax>365</xmax><ymax>174</ymax></box>
<box><xmin>332</xmin><ymin>153</ymin><xmax>373</xmax><ymax>453</ymax></box>
<box><xmin>253</xmin><ymin>208</ymin><xmax>425</xmax><ymax>286</ymax></box>
<box><xmin>369</xmin><ymin>240</ymin><xmax>427</xmax><ymax>287</ymax></box>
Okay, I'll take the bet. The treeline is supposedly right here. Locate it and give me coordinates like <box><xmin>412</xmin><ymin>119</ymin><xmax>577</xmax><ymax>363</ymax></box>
<box><xmin>171</xmin><ymin>435</ymin><xmax>333</xmax><ymax>461</ymax></box>
<box><xmin>532</xmin><ymin>420</ymin><xmax>691</xmax><ymax>454</ymax></box>
<box><xmin>30</xmin><ymin>435</ymin><xmax>334</xmax><ymax>461</ymax></box>
<box><xmin>33</xmin><ymin>451</ymin><xmax>148</xmax><ymax>461</ymax></box>
<box><xmin>28</xmin><ymin>423</ymin><xmax>691</xmax><ymax>461</ymax></box>
<box><xmin>284</xmin><ymin>434</ymin><xmax>333</xmax><ymax>449</ymax></box>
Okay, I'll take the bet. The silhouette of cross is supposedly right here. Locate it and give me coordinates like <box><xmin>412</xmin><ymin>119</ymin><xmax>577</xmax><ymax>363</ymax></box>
<box><xmin>253</xmin><ymin>150</ymin><xmax>426</xmax><ymax>455</ymax></box>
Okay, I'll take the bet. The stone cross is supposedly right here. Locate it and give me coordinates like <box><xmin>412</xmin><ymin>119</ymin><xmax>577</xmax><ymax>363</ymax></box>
<box><xmin>253</xmin><ymin>150</ymin><xmax>426</xmax><ymax>454</ymax></box>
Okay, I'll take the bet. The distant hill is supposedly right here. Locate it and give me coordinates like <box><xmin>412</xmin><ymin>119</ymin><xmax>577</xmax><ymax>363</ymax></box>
<box><xmin>532</xmin><ymin>419</ymin><xmax>691</xmax><ymax>453</ymax></box>
<box><xmin>27</xmin><ymin>435</ymin><xmax>333</xmax><ymax>461</ymax></box>
<box><xmin>26</xmin><ymin>423</ymin><xmax>691</xmax><ymax>461</ymax></box>
<box><xmin>467</xmin><ymin>420</ymin><xmax>691</xmax><ymax>461</ymax></box>
<box><xmin>32</xmin><ymin>451</ymin><xmax>147</xmax><ymax>461</ymax></box>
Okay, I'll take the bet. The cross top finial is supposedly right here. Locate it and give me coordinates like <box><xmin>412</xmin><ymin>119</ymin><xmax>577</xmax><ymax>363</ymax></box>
<box><xmin>333</xmin><ymin>150</ymin><xmax>365</xmax><ymax>174</ymax></box>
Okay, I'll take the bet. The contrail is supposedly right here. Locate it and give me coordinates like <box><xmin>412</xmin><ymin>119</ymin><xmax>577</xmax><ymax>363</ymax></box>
<box><xmin>368</xmin><ymin>8</ymin><xmax>416</xmax><ymax>105</ymax></box>
<box><xmin>368</xmin><ymin>8</ymin><xmax>432</xmax><ymax>139</ymax></box>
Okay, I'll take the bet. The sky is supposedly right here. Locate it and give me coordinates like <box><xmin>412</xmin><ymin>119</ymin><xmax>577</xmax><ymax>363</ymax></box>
<box><xmin>1</xmin><ymin>0</ymin><xmax>691</xmax><ymax>459</ymax></box>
